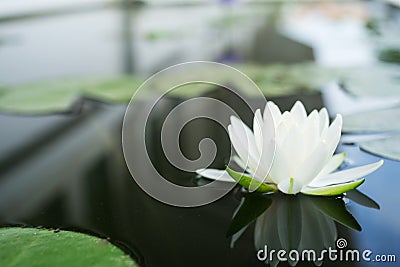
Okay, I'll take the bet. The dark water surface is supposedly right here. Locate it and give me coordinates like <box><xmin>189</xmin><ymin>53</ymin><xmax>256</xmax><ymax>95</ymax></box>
<box><xmin>1</xmin><ymin>1</ymin><xmax>399</xmax><ymax>265</ymax></box>
<box><xmin>0</xmin><ymin>95</ymin><xmax>399</xmax><ymax>267</ymax></box>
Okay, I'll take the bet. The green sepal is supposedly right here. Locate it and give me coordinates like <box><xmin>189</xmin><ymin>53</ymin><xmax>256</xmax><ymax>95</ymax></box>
<box><xmin>225</xmin><ymin>166</ymin><xmax>277</xmax><ymax>193</ymax></box>
<box><xmin>302</xmin><ymin>178</ymin><xmax>365</xmax><ymax>196</ymax></box>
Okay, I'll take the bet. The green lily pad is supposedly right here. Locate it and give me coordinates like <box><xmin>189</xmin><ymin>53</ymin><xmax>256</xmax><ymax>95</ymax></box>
<box><xmin>82</xmin><ymin>76</ymin><xmax>144</xmax><ymax>103</ymax></box>
<box><xmin>379</xmin><ymin>48</ymin><xmax>400</xmax><ymax>64</ymax></box>
<box><xmin>343</xmin><ymin>107</ymin><xmax>400</xmax><ymax>133</ymax></box>
<box><xmin>225</xmin><ymin>166</ymin><xmax>277</xmax><ymax>193</ymax></box>
<box><xmin>165</xmin><ymin>83</ymin><xmax>220</xmax><ymax>98</ymax></box>
<box><xmin>210</xmin><ymin>14</ymin><xmax>254</xmax><ymax>28</ymax></box>
<box><xmin>359</xmin><ymin>135</ymin><xmax>400</xmax><ymax>161</ymax></box>
<box><xmin>0</xmin><ymin>227</ymin><xmax>137</xmax><ymax>267</ymax></box>
<box><xmin>340</xmin><ymin>65</ymin><xmax>400</xmax><ymax>97</ymax></box>
<box><xmin>232</xmin><ymin>63</ymin><xmax>334</xmax><ymax>97</ymax></box>
<box><xmin>233</xmin><ymin>63</ymin><xmax>400</xmax><ymax>98</ymax></box>
<box><xmin>342</xmin><ymin>107</ymin><xmax>400</xmax><ymax>161</ymax></box>
<box><xmin>144</xmin><ymin>30</ymin><xmax>186</xmax><ymax>41</ymax></box>
<box><xmin>0</xmin><ymin>81</ymin><xmax>81</xmax><ymax>114</ymax></box>
<box><xmin>2</xmin><ymin>63</ymin><xmax>397</xmax><ymax>115</ymax></box>
<box><xmin>0</xmin><ymin>76</ymin><xmax>144</xmax><ymax>115</ymax></box>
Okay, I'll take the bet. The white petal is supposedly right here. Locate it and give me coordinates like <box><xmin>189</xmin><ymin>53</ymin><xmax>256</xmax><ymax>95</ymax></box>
<box><xmin>308</xmin><ymin>160</ymin><xmax>383</xmax><ymax>187</ymax></box>
<box><xmin>290</xmin><ymin>101</ymin><xmax>307</xmax><ymax>124</ymax></box>
<box><xmin>323</xmin><ymin>114</ymin><xmax>342</xmax><ymax>157</ymax></box>
<box><xmin>302</xmin><ymin>110</ymin><xmax>320</xmax><ymax>158</ymax></box>
<box><xmin>275</xmin><ymin>119</ymin><xmax>290</xmax><ymax>147</ymax></box>
<box><xmin>279</xmin><ymin>110</ymin><xmax>320</xmax><ymax>183</ymax></box>
<box><xmin>276</xmin><ymin>111</ymin><xmax>295</xmax><ymax>146</ymax></box>
<box><xmin>319</xmin><ymin>108</ymin><xmax>329</xmax><ymax>135</ymax></box>
<box><xmin>230</xmin><ymin>116</ymin><xmax>259</xmax><ymax>160</ymax></box>
<box><xmin>281</xmin><ymin>123</ymin><xmax>305</xmax><ymax>175</ymax></box>
<box><xmin>281</xmin><ymin>113</ymin><xmax>341</xmax><ymax>186</ymax></box>
<box><xmin>268</xmin><ymin>111</ymin><xmax>297</xmax><ymax>184</ymax></box>
<box><xmin>253</xmin><ymin>109</ymin><xmax>263</xmax><ymax>151</ymax></box>
<box><xmin>250</xmin><ymin>105</ymin><xmax>276</xmax><ymax>182</ymax></box>
<box><xmin>277</xmin><ymin>178</ymin><xmax>302</xmax><ymax>194</ymax></box>
<box><xmin>262</xmin><ymin>103</ymin><xmax>276</xmax><ymax>143</ymax></box>
<box><xmin>232</xmin><ymin>155</ymin><xmax>272</xmax><ymax>183</ymax></box>
<box><xmin>196</xmin><ymin>168</ymin><xmax>235</xmax><ymax>182</ymax></box>
<box><xmin>252</xmin><ymin>139</ymin><xmax>275</xmax><ymax>183</ymax></box>
<box><xmin>266</xmin><ymin>101</ymin><xmax>282</xmax><ymax>126</ymax></box>
<box><xmin>291</xmin><ymin>115</ymin><xmax>342</xmax><ymax>186</ymax></box>
<box><xmin>233</xmin><ymin>155</ymin><xmax>247</xmax><ymax>170</ymax></box>
<box><xmin>293</xmin><ymin>139</ymin><xmax>331</xmax><ymax>186</ymax></box>
<box><xmin>228</xmin><ymin>124</ymin><xmax>257</xmax><ymax>171</ymax></box>
<box><xmin>317</xmin><ymin>152</ymin><xmax>346</xmax><ymax>177</ymax></box>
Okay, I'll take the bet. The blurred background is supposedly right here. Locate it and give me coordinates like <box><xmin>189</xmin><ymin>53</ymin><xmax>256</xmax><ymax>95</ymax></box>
<box><xmin>0</xmin><ymin>0</ymin><xmax>399</xmax><ymax>266</ymax></box>
<box><xmin>0</xmin><ymin>0</ymin><xmax>399</xmax><ymax>83</ymax></box>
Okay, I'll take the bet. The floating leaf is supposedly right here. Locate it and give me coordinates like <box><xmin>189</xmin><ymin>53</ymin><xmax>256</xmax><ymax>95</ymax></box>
<box><xmin>379</xmin><ymin>48</ymin><xmax>400</xmax><ymax>64</ymax></box>
<box><xmin>343</xmin><ymin>107</ymin><xmax>400</xmax><ymax>133</ymax></box>
<box><xmin>0</xmin><ymin>76</ymin><xmax>143</xmax><ymax>115</ymax></box>
<box><xmin>233</xmin><ymin>63</ymin><xmax>400</xmax><ymax>98</ymax></box>
<box><xmin>0</xmin><ymin>227</ymin><xmax>137</xmax><ymax>267</ymax></box>
<box><xmin>341</xmin><ymin>107</ymin><xmax>400</xmax><ymax>160</ymax></box>
<box><xmin>237</xmin><ymin>64</ymin><xmax>400</xmax><ymax>121</ymax></box>
<box><xmin>232</xmin><ymin>63</ymin><xmax>331</xmax><ymax>97</ymax></box>
<box><xmin>359</xmin><ymin>135</ymin><xmax>400</xmax><ymax>161</ymax></box>
<box><xmin>340</xmin><ymin>65</ymin><xmax>400</xmax><ymax>97</ymax></box>
<box><xmin>144</xmin><ymin>30</ymin><xmax>185</xmax><ymax>41</ymax></box>
<box><xmin>82</xmin><ymin>76</ymin><xmax>144</xmax><ymax>103</ymax></box>
<box><xmin>0</xmin><ymin>81</ymin><xmax>81</xmax><ymax>114</ymax></box>
<box><xmin>2</xmin><ymin>63</ymin><xmax>397</xmax><ymax>115</ymax></box>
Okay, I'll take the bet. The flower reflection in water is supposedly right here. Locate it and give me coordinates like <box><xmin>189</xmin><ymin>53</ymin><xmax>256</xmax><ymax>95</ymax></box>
<box><xmin>227</xmin><ymin>191</ymin><xmax>379</xmax><ymax>266</ymax></box>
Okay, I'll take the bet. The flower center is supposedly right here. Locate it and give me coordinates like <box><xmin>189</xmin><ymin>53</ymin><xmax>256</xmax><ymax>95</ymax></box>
<box><xmin>288</xmin><ymin>178</ymin><xmax>295</xmax><ymax>194</ymax></box>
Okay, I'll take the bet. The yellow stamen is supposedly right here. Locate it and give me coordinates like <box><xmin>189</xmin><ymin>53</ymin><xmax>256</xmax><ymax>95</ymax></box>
<box><xmin>288</xmin><ymin>178</ymin><xmax>294</xmax><ymax>194</ymax></box>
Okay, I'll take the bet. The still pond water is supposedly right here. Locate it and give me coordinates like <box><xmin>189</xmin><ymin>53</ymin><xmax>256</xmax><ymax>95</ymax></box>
<box><xmin>0</xmin><ymin>93</ymin><xmax>398</xmax><ymax>267</ymax></box>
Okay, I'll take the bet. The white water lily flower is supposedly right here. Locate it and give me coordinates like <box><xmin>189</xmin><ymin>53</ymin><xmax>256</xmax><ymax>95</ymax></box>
<box><xmin>196</xmin><ymin>101</ymin><xmax>383</xmax><ymax>195</ymax></box>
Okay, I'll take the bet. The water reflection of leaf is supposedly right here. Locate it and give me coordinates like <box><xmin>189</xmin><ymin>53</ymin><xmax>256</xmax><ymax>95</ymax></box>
<box><xmin>228</xmin><ymin>193</ymin><xmax>378</xmax><ymax>266</ymax></box>
<box><xmin>227</xmin><ymin>194</ymin><xmax>272</xmax><ymax>237</ymax></box>
<box><xmin>345</xmin><ymin>189</ymin><xmax>380</xmax><ymax>210</ymax></box>
<box><xmin>275</xmin><ymin>196</ymin><xmax>302</xmax><ymax>253</ymax></box>
<box><xmin>310</xmin><ymin>196</ymin><xmax>361</xmax><ymax>231</ymax></box>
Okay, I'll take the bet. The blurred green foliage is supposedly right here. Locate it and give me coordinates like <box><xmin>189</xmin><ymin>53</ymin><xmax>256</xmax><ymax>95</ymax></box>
<box><xmin>379</xmin><ymin>48</ymin><xmax>400</xmax><ymax>64</ymax></box>
<box><xmin>0</xmin><ymin>76</ymin><xmax>143</xmax><ymax>114</ymax></box>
